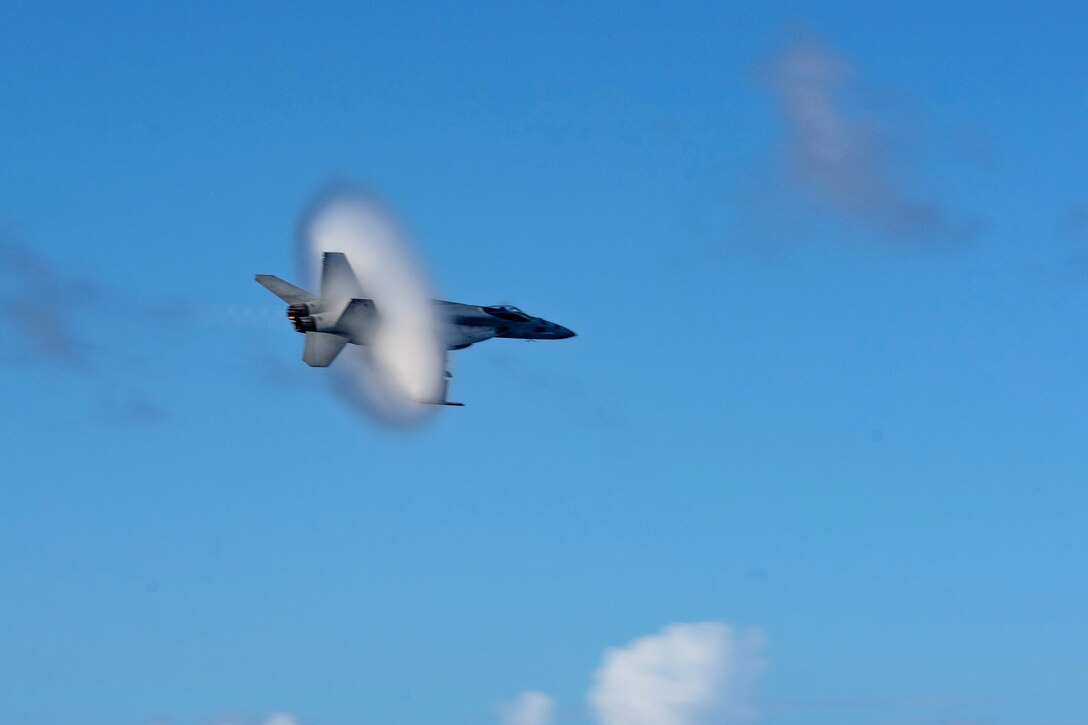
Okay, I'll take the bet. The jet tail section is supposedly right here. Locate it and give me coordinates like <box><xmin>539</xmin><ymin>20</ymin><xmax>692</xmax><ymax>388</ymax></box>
<box><xmin>303</xmin><ymin>332</ymin><xmax>348</xmax><ymax>367</ymax></box>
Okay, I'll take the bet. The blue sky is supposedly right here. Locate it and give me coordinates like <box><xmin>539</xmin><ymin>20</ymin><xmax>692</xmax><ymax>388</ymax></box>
<box><xmin>1</xmin><ymin>2</ymin><xmax>1086</xmax><ymax>724</ymax></box>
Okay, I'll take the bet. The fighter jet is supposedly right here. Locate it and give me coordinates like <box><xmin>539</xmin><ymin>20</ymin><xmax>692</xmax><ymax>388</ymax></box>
<box><xmin>256</xmin><ymin>252</ymin><xmax>575</xmax><ymax>405</ymax></box>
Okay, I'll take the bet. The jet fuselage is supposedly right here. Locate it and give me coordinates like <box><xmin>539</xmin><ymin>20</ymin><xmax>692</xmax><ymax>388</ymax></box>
<box><xmin>437</xmin><ymin>302</ymin><xmax>575</xmax><ymax>349</ymax></box>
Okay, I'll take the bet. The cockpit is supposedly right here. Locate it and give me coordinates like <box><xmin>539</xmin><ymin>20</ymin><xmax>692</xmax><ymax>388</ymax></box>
<box><xmin>482</xmin><ymin>305</ymin><xmax>533</xmax><ymax>323</ymax></box>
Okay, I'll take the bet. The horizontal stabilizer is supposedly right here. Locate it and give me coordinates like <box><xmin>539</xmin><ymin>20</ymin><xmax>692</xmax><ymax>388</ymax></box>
<box><xmin>303</xmin><ymin>332</ymin><xmax>348</xmax><ymax>367</ymax></box>
<box><xmin>255</xmin><ymin>274</ymin><xmax>315</xmax><ymax>304</ymax></box>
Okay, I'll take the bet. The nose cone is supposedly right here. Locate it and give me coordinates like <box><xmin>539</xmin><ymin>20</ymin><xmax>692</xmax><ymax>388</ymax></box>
<box><xmin>530</xmin><ymin>317</ymin><xmax>576</xmax><ymax>339</ymax></box>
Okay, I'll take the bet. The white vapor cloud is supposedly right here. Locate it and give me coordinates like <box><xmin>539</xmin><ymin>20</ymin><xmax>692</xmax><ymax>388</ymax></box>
<box><xmin>763</xmin><ymin>35</ymin><xmax>975</xmax><ymax>244</ymax></box>
<box><xmin>588</xmin><ymin>622</ymin><xmax>765</xmax><ymax>725</ymax></box>
<box><xmin>499</xmin><ymin>690</ymin><xmax>556</xmax><ymax>725</ymax></box>
<box><xmin>298</xmin><ymin>187</ymin><xmax>445</xmax><ymax>425</ymax></box>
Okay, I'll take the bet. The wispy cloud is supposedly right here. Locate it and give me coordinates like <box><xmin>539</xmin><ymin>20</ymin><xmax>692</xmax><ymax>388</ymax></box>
<box><xmin>0</xmin><ymin>238</ymin><xmax>174</xmax><ymax>423</ymax></box>
<box><xmin>759</xmin><ymin>34</ymin><xmax>979</xmax><ymax>245</ymax></box>
<box><xmin>0</xmin><ymin>241</ymin><xmax>103</xmax><ymax>368</ymax></box>
<box><xmin>499</xmin><ymin>691</ymin><xmax>556</xmax><ymax>725</ymax></box>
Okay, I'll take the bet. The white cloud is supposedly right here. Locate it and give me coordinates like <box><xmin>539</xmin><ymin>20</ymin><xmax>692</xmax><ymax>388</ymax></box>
<box><xmin>588</xmin><ymin>622</ymin><xmax>765</xmax><ymax>725</ymax></box>
<box><xmin>213</xmin><ymin>626</ymin><xmax>762</xmax><ymax>725</ymax></box>
<box><xmin>499</xmin><ymin>690</ymin><xmax>556</xmax><ymax>725</ymax></box>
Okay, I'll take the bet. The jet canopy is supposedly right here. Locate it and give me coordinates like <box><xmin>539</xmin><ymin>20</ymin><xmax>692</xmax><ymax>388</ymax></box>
<box><xmin>483</xmin><ymin>305</ymin><xmax>532</xmax><ymax>323</ymax></box>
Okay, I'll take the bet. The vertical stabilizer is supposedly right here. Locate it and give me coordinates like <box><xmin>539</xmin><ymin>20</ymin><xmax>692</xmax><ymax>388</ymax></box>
<box><xmin>321</xmin><ymin>252</ymin><xmax>364</xmax><ymax>301</ymax></box>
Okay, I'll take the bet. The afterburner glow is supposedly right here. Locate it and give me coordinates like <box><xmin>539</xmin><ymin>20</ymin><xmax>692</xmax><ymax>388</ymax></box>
<box><xmin>299</xmin><ymin>190</ymin><xmax>444</xmax><ymax>425</ymax></box>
